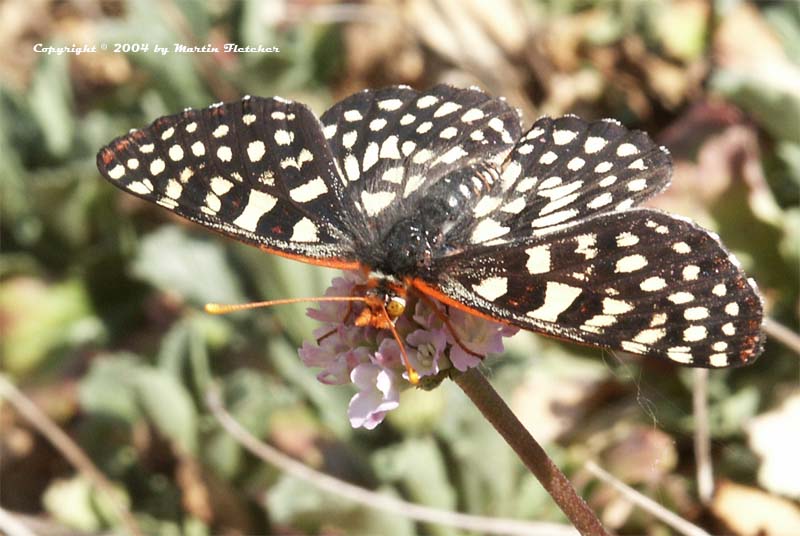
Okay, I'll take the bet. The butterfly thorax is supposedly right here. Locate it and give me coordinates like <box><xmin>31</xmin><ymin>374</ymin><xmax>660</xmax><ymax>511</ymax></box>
<box><xmin>361</xmin><ymin>163</ymin><xmax>498</xmax><ymax>276</ymax></box>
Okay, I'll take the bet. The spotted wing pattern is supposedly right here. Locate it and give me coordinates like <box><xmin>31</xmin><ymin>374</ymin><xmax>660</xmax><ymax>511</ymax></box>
<box><xmin>458</xmin><ymin>115</ymin><xmax>673</xmax><ymax>246</ymax></box>
<box><xmin>319</xmin><ymin>85</ymin><xmax>521</xmax><ymax>244</ymax></box>
<box><xmin>97</xmin><ymin>96</ymin><xmax>357</xmax><ymax>264</ymax></box>
<box><xmin>422</xmin><ymin>209</ymin><xmax>763</xmax><ymax>367</ymax></box>
<box><xmin>97</xmin><ymin>86</ymin><xmax>765</xmax><ymax>368</ymax></box>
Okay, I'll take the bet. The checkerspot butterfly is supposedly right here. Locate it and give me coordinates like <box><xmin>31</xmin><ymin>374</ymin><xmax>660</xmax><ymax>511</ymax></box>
<box><xmin>97</xmin><ymin>85</ymin><xmax>764</xmax><ymax>371</ymax></box>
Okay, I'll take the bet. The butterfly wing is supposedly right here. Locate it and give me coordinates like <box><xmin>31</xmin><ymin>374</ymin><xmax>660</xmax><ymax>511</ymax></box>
<box><xmin>97</xmin><ymin>96</ymin><xmax>359</xmax><ymax>267</ymax></box>
<box><xmin>417</xmin><ymin>209</ymin><xmax>764</xmax><ymax>367</ymax></box>
<box><xmin>318</xmin><ymin>85</ymin><xmax>521</xmax><ymax>245</ymax></box>
<box><xmin>460</xmin><ymin>115</ymin><xmax>673</xmax><ymax>242</ymax></box>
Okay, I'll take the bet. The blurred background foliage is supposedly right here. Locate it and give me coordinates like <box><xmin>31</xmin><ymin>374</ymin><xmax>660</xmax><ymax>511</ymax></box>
<box><xmin>1</xmin><ymin>0</ymin><xmax>799</xmax><ymax>534</ymax></box>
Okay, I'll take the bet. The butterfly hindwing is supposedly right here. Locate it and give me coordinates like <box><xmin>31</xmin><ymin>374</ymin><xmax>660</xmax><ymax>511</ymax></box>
<box><xmin>97</xmin><ymin>96</ymin><xmax>358</xmax><ymax>264</ymax></box>
<box><xmin>422</xmin><ymin>209</ymin><xmax>763</xmax><ymax>367</ymax></box>
<box><xmin>464</xmin><ymin>115</ymin><xmax>673</xmax><ymax>242</ymax></box>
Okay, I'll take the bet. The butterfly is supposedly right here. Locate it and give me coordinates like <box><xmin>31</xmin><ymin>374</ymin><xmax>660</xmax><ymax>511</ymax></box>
<box><xmin>97</xmin><ymin>84</ymin><xmax>764</xmax><ymax>371</ymax></box>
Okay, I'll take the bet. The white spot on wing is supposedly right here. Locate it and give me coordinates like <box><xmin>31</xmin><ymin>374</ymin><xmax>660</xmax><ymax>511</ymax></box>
<box><xmin>403</xmin><ymin>175</ymin><xmax>425</xmax><ymax>197</ymax></box>
<box><xmin>274</xmin><ymin>130</ymin><xmax>293</xmax><ymax>145</ymax></box>
<box><xmin>291</xmin><ymin>217</ymin><xmax>318</xmax><ymax>242</ymax></box>
<box><xmin>247</xmin><ymin>141</ymin><xmax>266</xmax><ymax>162</ymax></box>
<box><xmin>627</xmin><ymin>178</ymin><xmax>647</xmax><ymax>191</ymax></box>
<box><xmin>369</xmin><ymin>118</ymin><xmax>387</xmax><ymax>131</ymax></box>
<box><xmin>344</xmin><ymin>109</ymin><xmax>363</xmax><ymax>121</ymax></box>
<box><xmin>668</xmin><ymin>292</ymin><xmax>694</xmax><ymax>304</ymax></box>
<box><xmin>417</xmin><ymin>95</ymin><xmax>438</xmax><ymax>108</ymax></box>
<box><xmin>615</xmin><ymin>254</ymin><xmax>647</xmax><ymax>273</ymax></box>
<box><xmin>150</xmin><ymin>159</ymin><xmax>166</xmax><ymax>175</ymax></box>
<box><xmin>344</xmin><ymin>154</ymin><xmax>360</xmax><ymax>181</ymax></box>
<box><xmin>472</xmin><ymin>277</ymin><xmax>508</xmax><ymax>301</ymax></box>
<box><xmin>380</xmin><ymin>135</ymin><xmax>400</xmax><ymax>159</ymax></box>
<box><xmin>587</xmin><ymin>192</ymin><xmax>613</xmax><ymax>209</ymax></box>
<box><xmin>553</xmin><ymin>129</ymin><xmax>577</xmax><ymax>145</ymax></box>
<box><xmin>683</xmin><ymin>325</ymin><xmax>708</xmax><ymax>342</ymax></box>
<box><xmin>525</xmin><ymin>245</ymin><xmax>551</xmax><ymax>274</ymax></box>
<box><xmin>210</xmin><ymin>176</ymin><xmax>233</xmax><ymax>196</ymax></box>
<box><xmin>473</xmin><ymin>196</ymin><xmax>502</xmax><ymax>217</ymax></box>
<box><xmin>501</xmin><ymin>161</ymin><xmax>522</xmax><ymax>190</ymax></box>
<box><xmin>416</xmin><ymin>121</ymin><xmax>433</xmax><ymax>134</ymax></box>
<box><xmin>616</xmin><ymin>143</ymin><xmax>638</xmax><ymax>157</ymax></box>
<box><xmin>434</xmin><ymin>101</ymin><xmax>461</xmax><ymax>117</ymax></box>
<box><xmin>437</xmin><ymin>146</ymin><xmax>468</xmax><ymax>164</ymax></box>
<box><xmin>108</xmin><ymin>164</ymin><xmax>125</xmax><ymax>179</ymax></box>
<box><xmin>361</xmin><ymin>191</ymin><xmax>396</xmax><ymax>216</ymax></box>
<box><xmin>470</xmin><ymin>218</ymin><xmax>510</xmax><ymax>243</ymax></box>
<box><xmin>539</xmin><ymin>151</ymin><xmax>558</xmax><ymax>165</ymax></box>
<box><xmin>616</xmin><ymin>232</ymin><xmax>639</xmax><ymax>247</ymax></box>
<box><xmin>633</xmin><ymin>328</ymin><xmax>666</xmax><ymax>344</ymax></box>
<box><xmin>685</xmin><ymin>307</ymin><xmax>709</xmax><ymax>320</ymax></box>
<box><xmin>584</xmin><ymin>136</ymin><xmax>607</xmax><ymax>153</ymax></box>
<box><xmin>162</xmin><ymin>179</ymin><xmax>181</xmax><ymax>200</ymax></box>
<box><xmin>378</xmin><ymin>98</ymin><xmax>403</xmax><ymax>111</ymax></box>
<box><xmin>594</xmin><ymin>161</ymin><xmax>613</xmax><ymax>173</ymax></box>
<box><xmin>168</xmin><ymin>145</ymin><xmax>184</xmax><ymax>161</ymax></box>
<box><xmin>217</xmin><ymin>146</ymin><xmax>232</xmax><ymax>162</ymax></box>
<box><xmin>363</xmin><ymin>142</ymin><xmax>379</xmax><ymax>172</ymax></box>
<box><xmin>233</xmin><ymin>190</ymin><xmax>277</xmax><ymax>231</ymax></box>
<box><xmin>212</xmin><ymin>125</ymin><xmax>228</xmax><ymax>139</ymax></box>
<box><xmin>461</xmin><ymin>108</ymin><xmax>484</xmax><ymax>122</ymax></box>
<box><xmin>382</xmin><ymin>167</ymin><xmax>404</xmax><ymax>184</ymax></box>
<box><xmin>640</xmin><ymin>277</ymin><xmax>666</xmax><ymax>292</ymax></box>
<box><xmin>290</xmin><ymin>177</ymin><xmax>329</xmax><ymax>202</ymax></box>
<box><xmin>342</xmin><ymin>130</ymin><xmax>357</xmax><ymax>149</ymax></box>
<box><xmin>531</xmin><ymin>209</ymin><xmax>578</xmax><ymax>228</ymax></box>
<box><xmin>526</xmin><ymin>282</ymin><xmax>582</xmax><ymax>322</ymax></box>
<box><xmin>602</xmin><ymin>298</ymin><xmax>633</xmax><ymax>315</ymax></box>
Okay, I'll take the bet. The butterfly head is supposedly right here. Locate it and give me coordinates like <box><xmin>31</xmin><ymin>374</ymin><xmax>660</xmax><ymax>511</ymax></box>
<box><xmin>354</xmin><ymin>278</ymin><xmax>408</xmax><ymax>329</ymax></box>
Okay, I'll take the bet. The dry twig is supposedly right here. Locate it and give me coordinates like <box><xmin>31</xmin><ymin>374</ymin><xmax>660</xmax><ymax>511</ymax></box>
<box><xmin>206</xmin><ymin>385</ymin><xmax>578</xmax><ymax>536</ymax></box>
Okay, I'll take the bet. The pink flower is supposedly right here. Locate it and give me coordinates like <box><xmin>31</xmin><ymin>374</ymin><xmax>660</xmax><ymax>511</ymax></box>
<box><xmin>373</xmin><ymin>338</ymin><xmax>403</xmax><ymax>369</ymax></box>
<box><xmin>348</xmin><ymin>363</ymin><xmax>400</xmax><ymax>430</ymax></box>
<box><xmin>306</xmin><ymin>273</ymin><xmax>365</xmax><ymax>325</ymax></box>
<box><xmin>406</xmin><ymin>328</ymin><xmax>447</xmax><ymax>377</ymax></box>
<box><xmin>445</xmin><ymin>308</ymin><xmax>518</xmax><ymax>372</ymax></box>
<box><xmin>299</xmin><ymin>271</ymin><xmax>519</xmax><ymax>429</ymax></box>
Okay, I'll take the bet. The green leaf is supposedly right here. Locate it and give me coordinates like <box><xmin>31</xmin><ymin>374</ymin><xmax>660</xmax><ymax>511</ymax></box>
<box><xmin>266</xmin><ymin>476</ymin><xmax>414</xmax><ymax>536</ymax></box>
<box><xmin>28</xmin><ymin>53</ymin><xmax>75</xmax><ymax>157</ymax></box>
<box><xmin>42</xmin><ymin>475</ymin><xmax>130</xmax><ymax>532</ymax></box>
<box><xmin>372</xmin><ymin>438</ymin><xmax>458</xmax><ymax>536</ymax></box>
<box><xmin>0</xmin><ymin>277</ymin><xmax>100</xmax><ymax>378</ymax></box>
<box><xmin>80</xmin><ymin>353</ymin><xmax>198</xmax><ymax>452</ymax></box>
<box><xmin>131</xmin><ymin>226</ymin><xmax>246</xmax><ymax>306</ymax></box>
<box><xmin>79</xmin><ymin>354</ymin><xmax>142</xmax><ymax>422</ymax></box>
<box><xmin>134</xmin><ymin>366</ymin><xmax>198</xmax><ymax>454</ymax></box>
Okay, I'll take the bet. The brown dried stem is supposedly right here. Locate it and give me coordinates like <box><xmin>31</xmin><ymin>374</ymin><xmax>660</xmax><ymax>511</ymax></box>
<box><xmin>0</xmin><ymin>374</ymin><xmax>142</xmax><ymax>536</ymax></box>
<box><xmin>452</xmin><ymin>367</ymin><xmax>610</xmax><ymax>536</ymax></box>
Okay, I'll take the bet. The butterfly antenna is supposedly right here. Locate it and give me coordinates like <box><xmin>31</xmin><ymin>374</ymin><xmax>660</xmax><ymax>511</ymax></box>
<box><xmin>205</xmin><ymin>296</ymin><xmax>366</xmax><ymax>314</ymax></box>
<box><xmin>380</xmin><ymin>304</ymin><xmax>420</xmax><ymax>385</ymax></box>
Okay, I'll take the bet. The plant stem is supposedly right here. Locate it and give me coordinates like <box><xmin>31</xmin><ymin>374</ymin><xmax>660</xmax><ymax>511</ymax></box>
<box><xmin>452</xmin><ymin>367</ymin><xmax>609</xmax><ymax>536</ymax></box>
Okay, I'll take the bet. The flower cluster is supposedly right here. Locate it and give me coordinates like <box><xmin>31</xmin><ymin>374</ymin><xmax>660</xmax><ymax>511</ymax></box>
<box><xmin>298</xmin><ymin>272</ymin><xmax>518</xmax><ymax>429</ymax></box>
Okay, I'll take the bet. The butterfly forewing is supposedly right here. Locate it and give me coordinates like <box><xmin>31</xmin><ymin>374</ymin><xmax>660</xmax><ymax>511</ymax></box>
<box><xmin>97</xmin><ymin>96</ymin><xmax>357</xmax><ymax>263</ymax></box>
<box><xmin>319</xmin><ymin>85</ymin><xmax>521</xmax><ymax>242</ymax></box>
<box><xmin>467</xmin><ymin>116</ymin><xmax>672</xmax><ymax>241</ymax></box>
<box><xmin>424</xmin><ymin>209</ymin><xmax>763</xmax><ymax>367</ymax></box>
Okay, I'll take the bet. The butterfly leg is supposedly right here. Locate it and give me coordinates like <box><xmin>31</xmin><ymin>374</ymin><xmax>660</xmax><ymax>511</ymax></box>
<box><xmin>415</xmin><ymin>290</ymin><xmax>484</xmax><ymax>360</ymax></box>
